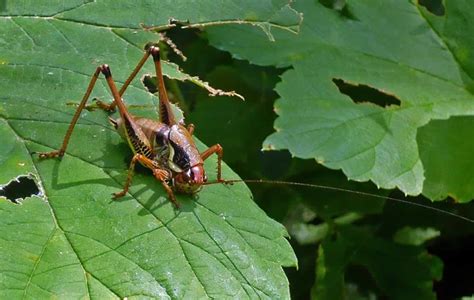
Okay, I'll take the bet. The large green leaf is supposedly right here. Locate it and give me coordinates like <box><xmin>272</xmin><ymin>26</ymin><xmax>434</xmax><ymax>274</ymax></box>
<box><xmin>417</xmin><ymin>116</ymin><xmax>474</xmax><ymax>201</ymax></box>
<box><xmin>206</xmin><ymin>0</ymin><xmax>474</xmax><ymax>202</ymax></box>
<box><xmin>0</xmin><ymin>1</ymin><xmax>299</xmax><ymax>298</ymax></box>
<box><xmin>0</xmin><ymin>0</ymin><xmax>302</xmax><ymax>33</ymax></box>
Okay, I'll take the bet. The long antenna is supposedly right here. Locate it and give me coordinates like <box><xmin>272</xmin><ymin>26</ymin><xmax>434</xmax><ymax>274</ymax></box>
<box><xmin>204</xmin><ymin>179</ymin><xmax>474</xmax><ymax>224</ymax></box>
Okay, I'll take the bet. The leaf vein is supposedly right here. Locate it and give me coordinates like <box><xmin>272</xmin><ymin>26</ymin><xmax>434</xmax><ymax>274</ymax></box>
<box><xmin>21</xmin><ymin>228</ymin><xmax>56</xmax><ymax>300</ymax></box>
<box><xmin>192</xmin><ymin>209</ymin><xmax>267</xmax><ymax>299</ymax></box>
<box><xmin>10</xmin><ymin>18</ymin><xmax>38</xmax><ymax>47</ymax></box>
<box><xmin>47</xmin><ymin>19</ymin><xmax>80</xmax><ymax>54</ymax></box>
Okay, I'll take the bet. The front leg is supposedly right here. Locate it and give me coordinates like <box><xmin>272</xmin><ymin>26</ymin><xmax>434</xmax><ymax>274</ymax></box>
<box><xmin>153</xmin><ymin>169</ymin><xmax>180</xmax><ymax>208</ymax></box>
<box><xmin>114</xmin><ymin>154</ymin><xmax>179</xmax><ymax>208</ymax></box>
<box><xmin>200</xmin><ymin>144</ymin><xmax>224</xmax><ymax>182</ymax></box>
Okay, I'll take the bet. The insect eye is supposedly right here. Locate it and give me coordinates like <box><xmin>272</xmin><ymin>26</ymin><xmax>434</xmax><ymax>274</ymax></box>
<box><xmin>155</xmin><ymin>129</ymin><xmax>168</xmax><ymax>147</ymax></box>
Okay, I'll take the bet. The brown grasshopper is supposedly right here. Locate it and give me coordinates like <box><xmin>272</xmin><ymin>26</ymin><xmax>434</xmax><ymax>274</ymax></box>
<box><xmin>37</xmin><ymin>46</ymin><xmax>224</xmax><ymax>208</ymax></box>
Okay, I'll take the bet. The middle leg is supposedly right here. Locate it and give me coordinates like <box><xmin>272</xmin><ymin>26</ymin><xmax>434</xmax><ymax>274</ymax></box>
<box><xmin>200</xmin><ymin>144</ymin><xmax>224</xmax><ymax>182</ymax></box>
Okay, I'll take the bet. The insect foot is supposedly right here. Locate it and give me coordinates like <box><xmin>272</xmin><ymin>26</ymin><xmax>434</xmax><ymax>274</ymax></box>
<box><xmin>85</xmin><ymin>98</ymin><xmax>116</xmax><ymax>112</ymax></box>
<box><xmin>36</xmin><ymin>150</ymin><xmax>64</xmax><ymax>159</ymax></box>
<box><xmin>171</xmin><ymin>198</ymin><xmax>181</xmax><ymax>209</ymax></box>
<box><xmin>112</xmin><ymin>190</ymin><xmax>127</xmax><ymax>199</ymax></box>
<box><xmin>212</xmin><ymin>179</ymin><xmax>233</xmax><ymax>185</ymax></box>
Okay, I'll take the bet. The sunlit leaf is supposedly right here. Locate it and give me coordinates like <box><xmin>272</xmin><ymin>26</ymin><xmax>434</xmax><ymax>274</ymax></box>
<box><xmin>0</xmin><ymin>1</ymin><xmax>299</xmax><ymax>298</ymax></box>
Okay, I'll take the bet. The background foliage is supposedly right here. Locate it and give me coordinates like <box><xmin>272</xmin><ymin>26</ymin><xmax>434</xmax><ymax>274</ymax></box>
<box><xmin>1</xmin><ymin>0</ymin><xmax>474</xmax><ymax>299</ymax></box>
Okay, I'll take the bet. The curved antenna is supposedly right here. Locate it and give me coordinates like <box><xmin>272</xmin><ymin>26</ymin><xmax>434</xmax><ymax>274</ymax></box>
<box><xmin>204</xmin><ymin>179</ymin><xmax>474</xmax><ymax>224</ymax></box>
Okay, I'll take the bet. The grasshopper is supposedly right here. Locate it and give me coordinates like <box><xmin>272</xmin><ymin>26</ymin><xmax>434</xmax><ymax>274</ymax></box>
<box><xmin>37</xmin><ymin>46</ymin><xmax>224</xmax><ymax>208</ymax></box>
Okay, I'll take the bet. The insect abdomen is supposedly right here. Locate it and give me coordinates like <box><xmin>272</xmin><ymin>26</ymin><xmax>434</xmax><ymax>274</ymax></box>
<box><xmin>122</xmin><ymin>117</ymin><xmax>155</xmax><ymax>160</ymax></box>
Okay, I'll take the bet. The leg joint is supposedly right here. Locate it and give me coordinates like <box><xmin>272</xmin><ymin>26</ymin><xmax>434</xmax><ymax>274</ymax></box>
<box><xmin>149</xmin><ymin>46</ymin><xmax>160</xmax><ymax>61</ymax></box>
<box><xmin>100</xmin><ymin>64</ymin><xmax>111</xmax><ymax>77</ymax></box>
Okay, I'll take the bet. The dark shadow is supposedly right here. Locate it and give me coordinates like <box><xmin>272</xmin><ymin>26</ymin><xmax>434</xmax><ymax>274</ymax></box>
<box><xmin>418</xmin><ymin>0</ymin><xmax>445</xmax><ymax>16</ymax></box>
<box><xmin>45</xmin><ymin>149</ymin><xmax>191</xmax><ymax>218</ymax></box>
<box><xmin>138</xmin><ymin>177</ymin><xmax>198</xmax><ymax>217</ymax></box>
<box><xmin>47</xmin><ymin>156</ymin><xmax>185</xmax><ymax>218</ymax></box>
<box><xmin>345</xmin><ymin>264</ymin><xmax>384</xmax><ymax>298</ymax></box>
<box><xmin>431</xmin><ymin>233</ymin><xmax>474</xmax><ymax>298</ymax></box>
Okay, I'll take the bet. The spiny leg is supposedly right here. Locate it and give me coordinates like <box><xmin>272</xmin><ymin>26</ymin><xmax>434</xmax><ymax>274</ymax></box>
<box><xmin>113</xmin><ymin>153</ymin><xmax>144</xmax><ymax>198</ymax></box>
<box><xmin>154</xmin><ymin>170</ymin><xmax>180</xmax><ymax>208</ymax></box>
<box><xmin>200</xmin><ymin>144</ymin><xmax>224</xmax><ymax>182</ymax></box>
<box><xmin>37</xmin><ymin>67</ymin><xmax>102</xmax><ymax>158</ymax></box>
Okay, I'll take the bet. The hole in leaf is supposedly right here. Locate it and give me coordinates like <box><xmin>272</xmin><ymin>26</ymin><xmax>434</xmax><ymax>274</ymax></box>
<box><xmin>418</xmin><ymin>0</ymin><xmax>445</xmax><ymax>16</ymax></box>
<box><xmin>142</xmin><ymin>75</ymin><xmax>181</xmax><ymax>105</ymax></box>
<box><xmin>0</xmin><ymin>175</ymin><xmax>41</xmax><ymax>204</ymax></box>
<box><xmin>142</xmin><ymin>75</ymin><xmax>158</xmax><ymax>94</ymax></box>
<box><xmin>333</xmin><ymin>78</ymin><xmax>401</xmax><ymax>108</ymax></box>
<box><xmin>318</xmin><ymin>0</ymin><xmax>357</xmax><ymax>20</ymax></box>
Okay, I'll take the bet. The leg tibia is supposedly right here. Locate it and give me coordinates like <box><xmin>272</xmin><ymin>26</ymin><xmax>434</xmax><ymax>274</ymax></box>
<box><xmin>200</xmin><ymin>144</ymin><xmax>224</xmax><ymax>182</ymax></box>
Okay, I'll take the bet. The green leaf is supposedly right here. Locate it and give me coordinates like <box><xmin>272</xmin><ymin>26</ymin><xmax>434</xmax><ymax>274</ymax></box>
<box><xmin>0</xmin><ymin>0</ymin><xmax>302</xmax><ymax>33</ymax></box>
<box><xmin>393</xmin><ymin>226</ymin><xmax>440</xmax><ymax>246</ymax></box>
<box><xmin>418</xmin><ymin>116</ymin><xmax>474</xmax><ymax>202</ymax></box>
<box><xmin>313</xmin><ymin>226</ymin><xmax>443</xmax><ymax>300</ymax></box>
<box><xmin>289</xmin><ymin>212</ymin><xmax>363</xmax><ymax>245</ymax></box>
<box><xmin>56</xmin><ymin>0</ymin><xmax>302</xmax><ymax>35</ymax></box>
<box><xmin>206</xmin><ymin>0</ymin><xmax>474</xmax><ymax>201</ymax></box>
<box><xmin>0</xmin><ymin>119</ymin><xmax>37</xmax><ymax>187</ymax></box>
<box><xmin>0</xmin><ymin>1</ymin><xmax>298</xmax><ymax>298</ymax></box>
